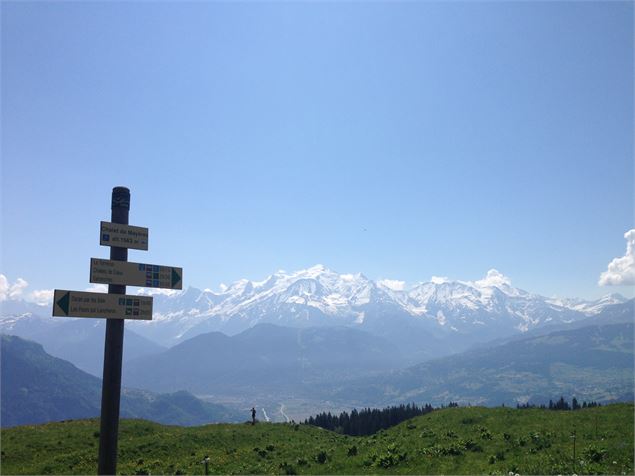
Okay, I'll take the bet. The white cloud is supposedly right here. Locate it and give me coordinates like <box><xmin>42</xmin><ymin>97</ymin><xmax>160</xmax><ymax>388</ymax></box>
<box><xmin>85</xmin><ymin>283</ymin><xmax>108</xmax><ymax>293</ymax></box>
<box><xmin>430</xmin><ymin>276</ymin><xmax>449</xmax><ymax>284</ymax></box>
<box><xmin>0</xmin><ymin>275</ymin><xmax>8</xmax><ymax>301</ymax></box>
<box><xmin>29</xmin><ymin>289</ymin><xmax>55</xmax><ymax>306</ymax></box>
<box><xmin>0</xmin><ymin>274</ymin><xmax>29</xmax><ymax>301</ymax></box>
<box><xmin>378</xmin><ymin>279</ymin><xmax>406</xmax><ymax>291</ymax></box>
<box><xmin>474</xmin><ymin>269</ymin><xmax>512</xmax><ymax>288</ymax></box>
<box><xmin>599</xmin><ymin>229</ymin><xmax>635</xmax><ymax>286</ymax></box>
<box><xmin>135</xmin><ymin>288</ymin><xmax>179</xmax><ymax>297</ymax></box>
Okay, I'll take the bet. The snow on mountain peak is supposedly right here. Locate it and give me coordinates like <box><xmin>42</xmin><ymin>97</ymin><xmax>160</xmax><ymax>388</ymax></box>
<box><xmin>2</xmin><ymin>264</ymin><xmax>630</xmax><ymax>349</ymax></box>
<box><xmin>377</xmin><ymin>279</ymin><xmax>406</xmax><ymax>291</ymax></box>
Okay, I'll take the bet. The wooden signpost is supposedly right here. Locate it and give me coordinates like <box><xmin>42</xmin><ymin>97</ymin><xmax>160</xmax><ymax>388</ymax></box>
<box><xmin>52</xmin><ymin>186</ymin><xmax>182</xmax><ymax>475</ymax></box>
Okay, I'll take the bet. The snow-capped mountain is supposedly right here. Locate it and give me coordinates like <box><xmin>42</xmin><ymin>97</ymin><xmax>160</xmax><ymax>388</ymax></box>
<box><xmin>1</xmin><ymin>265</ymin><xmax>629</xmax><ymax>360</ymax></box>
<box><xmin>118</xmin><ymin>265</ymin><xmax>626</xmax><ymax>351</ymax></box>
<box><xmin>545</xmin><ymin>293</ymin><xmax>628</xmax><ymax>315</ymax></box>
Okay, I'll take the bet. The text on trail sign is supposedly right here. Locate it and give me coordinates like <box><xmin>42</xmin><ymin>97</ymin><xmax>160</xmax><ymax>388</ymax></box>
<box><xmin>100</xmin><ymin>221</ymin><xmax>149</xmax><ymax>250</ymax></box>
<box><xmin>52</xmin><ymin>290</ymin><xmax>153</xmax><ymax>320</ymax></box>
<box><xmin>90</xmin><ymin>258</ymin><xmax>183</xmax><ymax>289</ymax></box>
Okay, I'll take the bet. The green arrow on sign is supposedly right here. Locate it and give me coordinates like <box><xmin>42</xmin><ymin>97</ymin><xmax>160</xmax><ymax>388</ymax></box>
<box><xmin>56</xmin><ymin>292</ymin><xmax>70</xmax><ymax>316</ymax></box>
<box><xmin>171</xmin><ymin>268</ymin><xmax>181</xmax><ymax>288</ymax></box>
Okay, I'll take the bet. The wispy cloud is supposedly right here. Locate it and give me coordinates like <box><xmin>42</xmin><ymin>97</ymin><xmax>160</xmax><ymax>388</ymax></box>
<box><xmin>0</xmin><ymin>274</ymin><xmax>54</xmax><ymax>305</ymax></box>
<box><xmin>0</xmin><ymin>274</ymin><xmax>29</xmax><ymax>301</ymax></box>
<box><xmin>599</xmin><ymin>229</ymin><xmax>635</xmax><ymax>286</ymax></box>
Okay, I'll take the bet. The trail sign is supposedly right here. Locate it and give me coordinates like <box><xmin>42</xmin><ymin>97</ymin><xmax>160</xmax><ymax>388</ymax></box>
<box><xmin>90</xmin><ymin>258</ymin><xmax>183</xmax><ymax>289</ymax></box>
<box><xmin>52</xmin><ymin>290</ymin><xmax>153</xmax><ymax>320</ymax></box>
<box><xmin>100</xmin><ymin>221</ymin><xmax>149</xmax><ymax>250</ymax></box>
<box><xmin>51</xmin><ymin>186</ymin><xmax>182</xmax><ymax>475</ymax></box>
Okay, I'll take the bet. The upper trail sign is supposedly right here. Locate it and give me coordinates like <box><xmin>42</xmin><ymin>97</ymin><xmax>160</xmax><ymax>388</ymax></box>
<box><xmin>90</xmin><ymin>258</ymin><xmax>183</xmax><ymax>289</ymax></box>
<box><xmin>100</xmin><ymin>221</ymin><xmax>148</xmax><ymax>250</ymax></box>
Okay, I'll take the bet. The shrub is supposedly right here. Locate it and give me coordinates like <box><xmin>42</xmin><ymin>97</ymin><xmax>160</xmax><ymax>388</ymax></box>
<box><xmin>369</xmin><ymin>443</ymin><xmax>407</xmax><ymax>468</ymax></box>
<box><xmin>529</xmin><ymin>432</ymin><xmax>551</xmax><ymax>451</ymax></box>
<box><xmin>253</xmin><ymin>448</ymin><xmax>267</xmax><ymax>458</ymax></box>
<box><xmin>442</xmin><ymin>443</ymin><xmax>463</xmax><ymax>456</ymax></box>
<box><xmin>583</xmin><ymin>444</ymin><xmax>607</xmax><ymax>463</ymax></box>
<box><xmin>315</xmin><ymin>450</ymin><xmax>328</xmax><ymax>464</ymax></box>
<box><xmin>478</xmin><ymin>426</ymin><xmax>493</xmax><ymax>440</ymax></box>
<box><xmin>279</xmin><ymin>462</ymin><xmax>297</xmax><ymax>475</ymax></box>
<box><xmin>347</xmin><ymin>446</ymin><xmax>358</xmax><ymax>456</ymax></box>
<box><xmin>464</xmin><ymin>439</ymin><xmax>483</xmax><ymax>452</ymax></box>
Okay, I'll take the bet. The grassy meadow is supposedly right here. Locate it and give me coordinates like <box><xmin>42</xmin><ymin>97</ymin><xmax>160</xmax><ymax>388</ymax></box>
<box><xmin>1</xmin><ymin>404</ymin><xmax>633</xmax><ymax>475</ymax></box>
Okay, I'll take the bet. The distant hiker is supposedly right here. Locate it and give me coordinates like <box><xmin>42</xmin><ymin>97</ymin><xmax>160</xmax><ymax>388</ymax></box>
<box><xmin>251</xmin><ymin>407</ymin><xmax>256</xmax><ymax>425</ymax></box>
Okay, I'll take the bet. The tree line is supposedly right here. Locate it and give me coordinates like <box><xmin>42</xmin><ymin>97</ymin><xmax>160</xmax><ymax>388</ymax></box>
<box><xmin>306</xmin><ymin>397</ymin><xmax>602</xmax><ymax>436</ymax></box>
<box><xmin>516</xmin><ymin>396</ymin><xmax>601</xmax><ymax>410</ymax></box>
<box><xmin>304</xmin><ymin>403</ymin><xmax>437</xmax><ymax>436</ymax></box>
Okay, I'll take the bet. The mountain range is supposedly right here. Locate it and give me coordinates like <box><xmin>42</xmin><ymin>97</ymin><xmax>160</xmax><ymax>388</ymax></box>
<box><xmin>4</xmin><ymin>301</ymin><xmax>632</xmax><ymax>426</ymax></box>
<box><xmin>326</xmin><ymin>310</ymin><xmax>634</xmax><ymax>408</ymax></box>
<box><xmin>0</xmin><ymin>334</ymin><xmax>243</xmax><ymax>427</ymax></box>
<box><xmin>129</xmin><ymin>266</ymin><xmax>625</xmax><ymax>348</ymax></box>
<box><xmin>119</xmin><ymin>302</ymin><xmax>633</xmax><ymax>414</ymax></box>
<box><xmin>1</xmin><ymin>265</ymin><xmax>627</xmax><ymax>375</ymax></box>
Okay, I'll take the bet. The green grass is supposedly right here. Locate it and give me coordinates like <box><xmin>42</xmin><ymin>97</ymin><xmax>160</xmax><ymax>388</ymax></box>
<box><xmin>1</xmin><ymin>404</ymin><xmax>633</xmax><ymax>475</ymax></box>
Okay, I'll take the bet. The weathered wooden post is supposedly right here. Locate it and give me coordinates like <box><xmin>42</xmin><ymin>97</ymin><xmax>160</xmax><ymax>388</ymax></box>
<box><xmin>52</xmin><ymin>186</ymin><xmax>182</xmax><ymax>475</ymax></box>
<box><xmin>98</xmin><ymin>186</ymin><xmax>130</xmax><ymax>475</ymax></box>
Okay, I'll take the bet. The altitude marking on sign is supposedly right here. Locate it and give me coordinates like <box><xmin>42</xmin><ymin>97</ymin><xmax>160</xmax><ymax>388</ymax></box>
<box><xmin>100</xmin><ymin>221</ymin><xmax>149</xmax><ymax>250</ymax></box>
<box><xmin>90</xmin><ymin>258</ymin><xmax>183</xmax><ymax>290</ymax></box>
<box><xmin>52</xmin><ymin>289</ymin><xmax>153</xmax><ymax>320</ymax></box>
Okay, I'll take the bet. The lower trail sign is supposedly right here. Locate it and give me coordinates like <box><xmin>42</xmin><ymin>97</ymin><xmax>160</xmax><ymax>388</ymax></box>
<box><xmin>53</xmin><ymin>290</ymin><xmax>153</xmax><ymax>320</ymax></box>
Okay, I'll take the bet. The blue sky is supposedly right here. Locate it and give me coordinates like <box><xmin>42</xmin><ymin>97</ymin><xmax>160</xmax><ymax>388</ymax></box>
<box><xmin>1</xmin><ymin>1</ymin><xmax>633</xmax><ymax>300</ymax></box>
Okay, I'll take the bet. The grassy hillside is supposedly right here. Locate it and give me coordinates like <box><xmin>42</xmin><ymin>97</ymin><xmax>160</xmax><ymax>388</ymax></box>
<box><xmin>1</xmin><ymin>404</ymin><xmax>632</xmax><ymax>475</ymax></box>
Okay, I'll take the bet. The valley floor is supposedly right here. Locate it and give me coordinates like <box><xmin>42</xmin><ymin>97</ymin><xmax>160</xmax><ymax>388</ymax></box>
<box><xmin>1</xmin><ymin>404</ymin><xmax>633</xmax><ymax>475</ymax></box>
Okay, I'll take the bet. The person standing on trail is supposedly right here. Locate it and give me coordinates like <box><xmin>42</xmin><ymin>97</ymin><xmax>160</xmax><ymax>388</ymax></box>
<box><xmin>251</xmin><ymin>407</ymin><xmax>256</xmax><ymax>425</ymax></box>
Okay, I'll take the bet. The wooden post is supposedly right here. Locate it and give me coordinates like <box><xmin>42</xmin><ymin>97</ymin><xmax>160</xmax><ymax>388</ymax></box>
<box><xmin>98</xmin><ymin>186</ymin><xmax>130</xmax><ymax>475</ymax></box>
